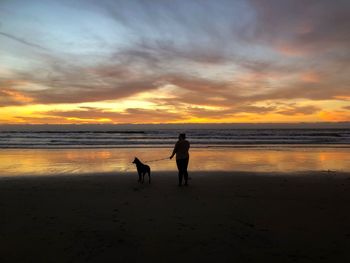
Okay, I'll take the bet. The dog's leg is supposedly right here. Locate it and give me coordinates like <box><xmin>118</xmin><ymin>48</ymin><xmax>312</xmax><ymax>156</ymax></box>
<box><xmin>138</xmin><ymin>172</ymin><xmax>142</xmax><ymax>183</ymax></box>
<box><xmin>142</xmin><ymin>172</ymin><xmax>145</xmax><ymax>184</ymax></box>
<box><xmin>148</xmin><ymin>170</ymin><xmax>151</xmax><ymax>184</ymax></box>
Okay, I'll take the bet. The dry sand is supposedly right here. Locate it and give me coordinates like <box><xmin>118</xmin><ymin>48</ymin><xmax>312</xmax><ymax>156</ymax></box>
<box><xmin>1</xmin><ymin>171</ymin><xmax>350</xmax><ymax>262</ymax></box>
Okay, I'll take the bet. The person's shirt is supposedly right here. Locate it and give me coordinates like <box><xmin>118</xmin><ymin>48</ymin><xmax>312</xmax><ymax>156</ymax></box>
<box><xmin>172</xmin><ymin>139</ymin><xmax>190</xmax><ymax>160</ymax></box>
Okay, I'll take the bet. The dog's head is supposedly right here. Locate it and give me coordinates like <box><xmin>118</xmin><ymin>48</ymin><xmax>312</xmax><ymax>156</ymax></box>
<box><xmin>132</xmin><ymin>157</ymin><xmax>140</xmax><ymax>164</ymax></box>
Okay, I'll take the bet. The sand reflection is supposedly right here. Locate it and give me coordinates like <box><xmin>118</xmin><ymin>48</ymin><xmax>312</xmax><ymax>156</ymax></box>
<box><xmin>0</xmin><ymin>147</ymin><xmax>349</xmax><ymax>176</ymax></box>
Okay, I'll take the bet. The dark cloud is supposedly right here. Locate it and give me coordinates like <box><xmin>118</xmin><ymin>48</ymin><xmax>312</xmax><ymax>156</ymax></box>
<box><xmin>123</xmin><ymin>39</ymin><xmax>230</xmax><ymax>66</ymax></box>
<box><xmin>41</xmin><ymin>104</ymin><xmax>281</xmax><ymax>123</ymax></box>
<box><xmin>247</xmin><ymin>0</ymin><xmax>350</xmax><ymax>53</ymax></box>
<box><xmin>3</xmin><ymin>55</ymin><xmax>348</xmax><ymax>109</ymax></box>
<box><xmin>0</xmin><ymin>80</ymin><xmax>33</xmax><ymax>107</ymax></box>
<box><xmin>185</xmin><ymin>104</ymin><xmax>278</xmax><ymax>119</ymax></box>
<box><xmin>0</xmin><ymin>89</ymin><xmax>24</xmax><ymax>107</ymax></box>
<box><xmin>234</xmin><ymin>105</ymin><xmax>277</xmax><ymax>114</ymax></box>
<box><xmin>276</xmin><ymin>105</ymin><xmax>321</xmax><ymax>116</ymax></box>
<box><xmin>28</xmin><ymin>79</ymin><xmax>159</xmax><ymax>104</ymax></box>
<box><xmin>249</xmin><ymin>82</ymin><xmax>350</xmax><ymax>102</ymax></box>
<box><xmin>0</xmin><ymin>31</ymin><xmax>49</xmax><ymax>51</ymax></box>
<box><xmin>185</xmin><ymin>107</ymin><xmax>234</xmax><ymax>119</ymax></box>
<box><xmin>1</xmin><ymin>52</ymin><xmax>162</xmax><ymax>104</ymax></box>
<box><xmin>14</xmin><ymin>116</ymin><xmax>71</xmax><ymax>124</ymax></box>
<box><xmin>42</xmin><ymin>107</ymin><xmax>185</xmax><ymax>123</ymax></box>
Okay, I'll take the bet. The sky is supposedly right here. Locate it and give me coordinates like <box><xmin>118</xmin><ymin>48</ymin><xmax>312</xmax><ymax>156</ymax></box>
<box><xmin>0</xmin><ymin>0</ymin><xmax>349</xmax><ymax>124</ymax></box>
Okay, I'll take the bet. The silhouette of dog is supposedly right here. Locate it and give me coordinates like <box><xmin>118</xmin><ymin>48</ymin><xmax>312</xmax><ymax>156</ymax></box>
<box><xmin>132</xmin><ymin>157</ymin><xmax>151</xmax><ymax>184</ymax></box>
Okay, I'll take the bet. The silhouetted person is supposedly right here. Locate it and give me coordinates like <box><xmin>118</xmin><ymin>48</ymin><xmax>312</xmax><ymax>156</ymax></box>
<box><xmin>170</xmin><ymin>133</ymin><xmax>190</xmax><ymax>186</ymax></box>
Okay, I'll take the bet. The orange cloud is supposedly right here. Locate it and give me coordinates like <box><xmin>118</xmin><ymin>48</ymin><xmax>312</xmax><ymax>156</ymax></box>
<box><xmin>276</xmin><ymin>44</ymin><xmax>306</xmax><ymax>56</ymax></box>
<box><xmin>277</xmin><ymin>105</ymin><xmax>320</xmax><ymax>116</ymax></box>
<box><xmin>319</xmin><ymin>111</ymin><xmax>350</xmax><ymax>122</ymax></box>
<box><xmin>2</xmin><ymin>89</ymin><xmax>33</xmax><ymax>103</ymax></box>
<box><xmin>334</xmin><ymin>96</ymin><xmax>350</xmax><ymax>101</ymax></box>
<box><xmin>0</xmin><ymin>79</ymin><xmax>35</xmax><ymax>107</ymax></box>
<box><xmin>300</xmin><ymin>71</ymin><xmax>321</xmax><ymax>83</ymax></box>
<box><xmin>296</xmin><ymin>22</ymin><xmax>313</xmax><ymax>35</ymax></box>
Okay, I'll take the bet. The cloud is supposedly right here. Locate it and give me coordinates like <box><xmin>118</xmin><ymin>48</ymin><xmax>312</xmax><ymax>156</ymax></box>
<box><xmin>3</xmin><ymin>54</ymin><xmax>348</xmax><ymax>111</ymax></box>
<box><xmin>41</xmin><ymin>107</ymin><xmax>185</xmax><ymax>123</ymax></box>
<box><xmin>14</xmin><ymin>116</ymin><xmax>73</xmax><ymax>124</ymax></box>
<box><xmin>0</xmin><ymin>80</ymin><xmax>34</xmax><ymax>107</ymax></box>
<box><xmin>185</xmin><ymin>107</ymin><xmax>235</xmax><ymax>120</ymax></box>
<box><xmin>185</xmin><ymin>104</ymin><xmax>278</xmax><ymax>120</ymax></box>
<box><xmin>0</xmin><ymin>31</ymin><xmax>49</xmax><ymax>51</ymax></box>
<box><xmin>276</xmin><ymin>105</ymin><xmax>321</xmax><ymax>116</ymax></box>
<box><xmin>247</xmin><ymin>0</ymin><xmax>350</xmax><ymax>54</ymax></box>
<box><xmin>1</xmin><ymin>52</ymin><xmax>163</xmax><ymax>105</ymax></box>
<box><xmin>40</xmin><ymin>104</ymin><xmax>280</xmax><ymax>124</ymax></box>
<box><xmin>251</xmin><ymin>82</ymin><xmax>350</xmax><ymax>102</ymax></box>
<box><xmin>1</xmin><ymin>0</ymin><xmax>349</xmax><ymax>124</ymax></box>
<box><xmin>29</xmin><ymin>79</ymin><xmax>160</xmax><ymax>104</ymax></box>
<box><xmin>117</xmin><ymin>39</ymin><xmax>230</xmax><ymax>67</ymax></box>
<box><xmin>319</xmin><ymin>111</ymin><xmax>350</xmax><ymax>122</ymax></box>
<box><xmin>3</xmin><ymin>0</ymin><xmax>349</xmax><ymax>105</ymax></box>
<box><xmin>0</xmin><ymin>89</ymin><xmax>24</xmax><ymax>107</ymax></box>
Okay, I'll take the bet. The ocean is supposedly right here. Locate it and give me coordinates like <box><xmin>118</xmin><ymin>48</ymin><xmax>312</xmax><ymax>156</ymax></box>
<box><xmin>0</xmin><ymin>128</ymin><xmax>349</xmax><ymax>148</ymax></box>
<box><xmin>0</xmin><ymin>126</ymin><xmax>349</xmax><ymax>176</ymax></box>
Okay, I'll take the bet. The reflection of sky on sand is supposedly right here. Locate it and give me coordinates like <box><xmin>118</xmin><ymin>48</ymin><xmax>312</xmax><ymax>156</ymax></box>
<box><xmin>0</xmin><ymin>148</ymin><xmax>349</xmax><ymax>176</ymax></box>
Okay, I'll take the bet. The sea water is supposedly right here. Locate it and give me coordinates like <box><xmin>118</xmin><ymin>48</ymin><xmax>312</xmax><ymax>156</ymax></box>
<box><xmin>0</xmin><ymin>127</ymin><xmax>349</xmax><ymax>176</ymax></box>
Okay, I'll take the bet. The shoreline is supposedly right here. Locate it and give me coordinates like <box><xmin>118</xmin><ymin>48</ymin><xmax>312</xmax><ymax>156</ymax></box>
<box><xmin>1</xmin><ymin>171</ymin><xmax>350</xmax><ymax>262</ymax></box>
<box><xmin>1</xmin><ymin>170</ymin><xmax>350</xmax><ymax>180</ymax></box>
<box><xmin>1</xmin><ymin>144</ymin><xmax>350</xmax><ymax>149</ymax></box>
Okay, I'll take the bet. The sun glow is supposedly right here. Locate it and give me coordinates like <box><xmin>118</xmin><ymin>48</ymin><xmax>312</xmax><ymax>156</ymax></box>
<box><xmin>0</xmin><ymin>0</ymin><xmax>349</xmax><ymax>125</ymax></box>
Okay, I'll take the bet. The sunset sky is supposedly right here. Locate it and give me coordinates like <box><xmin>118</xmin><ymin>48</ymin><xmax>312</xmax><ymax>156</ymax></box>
<box><xmin>0</xmin><ymin>0</ymin><xmax>349</xmax><ymax>124</ymax></box>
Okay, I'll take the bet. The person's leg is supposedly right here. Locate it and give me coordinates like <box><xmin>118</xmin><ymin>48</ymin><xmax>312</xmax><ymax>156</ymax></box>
<box><xmin>183</xmin><ymin>158</ymin><xmax>189</xmax><ymax>185</ymax></box>
<box><xmin>176</xmin><ymin>159</ymin><xmax>183</xmax><ymax>186</ymax></box>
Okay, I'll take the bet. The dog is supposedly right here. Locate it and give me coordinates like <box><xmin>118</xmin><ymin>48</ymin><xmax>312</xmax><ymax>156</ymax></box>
<box><xmin>132</xmin><ymin>157</ymin><xmax>151</xmax><ymax>184</ymax></box>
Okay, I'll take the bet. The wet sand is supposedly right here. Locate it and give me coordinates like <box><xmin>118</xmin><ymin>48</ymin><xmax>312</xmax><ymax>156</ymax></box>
<box><xmin>1</xmin><ymin>171</ymin><xmax>350</xmax><ymax>262</ymax></box>
<box><xmin>2</xmin><ymin>147</ymin><xmax>350</xmax><ymax>176</ymax></box>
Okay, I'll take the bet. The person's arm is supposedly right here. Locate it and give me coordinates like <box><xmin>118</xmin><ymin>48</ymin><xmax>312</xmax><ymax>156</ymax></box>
<box><xmin>170</xmin><ymin>142</ymin><xmax>178</xmax><ymax>159</ymax></box>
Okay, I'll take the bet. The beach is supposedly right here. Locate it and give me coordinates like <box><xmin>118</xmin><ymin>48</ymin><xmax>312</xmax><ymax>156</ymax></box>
<box><xmin>1</xmin><ymin>0</ymin><xmax>349</xmax><ymax>260</ymax></box>
<box><xmin>1</xmin><ymin>171</ymin><xmax>350</xmax><ymax>262</ymax></box>
<box><xmin>1</xmin><ymin>127</ymin><xmax>350</xmax><ymax>262</ymax></box>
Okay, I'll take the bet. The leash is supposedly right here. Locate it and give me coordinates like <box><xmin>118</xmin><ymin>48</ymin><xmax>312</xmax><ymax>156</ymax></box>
<box><xmin>120</xmin><ymin>157</ymin><xmax>169</xmax><ymax>172</ymax></box>
<box><xmin>120</xmin><ymin>163</ymin><xmax>134</xmax><ymax>172</ymax></box>
<box><xmin>144</xmin><ymin>157</ymin><xmax>169</xmax><ymax>163</ymax></box>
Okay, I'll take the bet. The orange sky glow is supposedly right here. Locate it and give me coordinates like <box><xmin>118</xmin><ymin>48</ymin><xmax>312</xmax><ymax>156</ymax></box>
<box><xmin>0</xmin><ymin>0</ymin><xmax>349</xmax><ymax>124</ymax></box>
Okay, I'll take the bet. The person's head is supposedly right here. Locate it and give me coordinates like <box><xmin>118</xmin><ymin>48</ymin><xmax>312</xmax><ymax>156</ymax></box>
<box><xmin>178</xmin><ymin>133</ymin><xmax>186</xmax><ymax>140</ymax></box>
